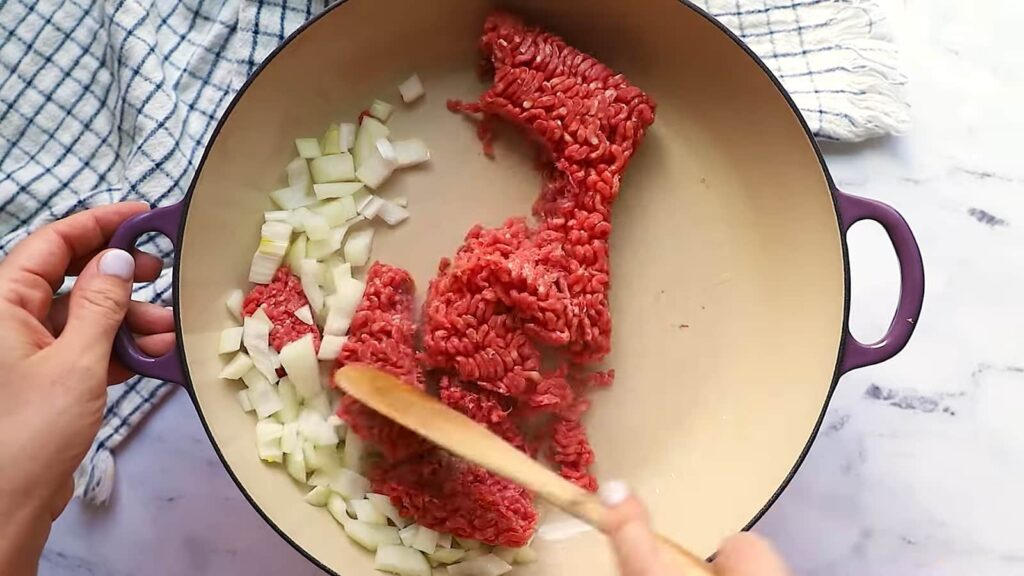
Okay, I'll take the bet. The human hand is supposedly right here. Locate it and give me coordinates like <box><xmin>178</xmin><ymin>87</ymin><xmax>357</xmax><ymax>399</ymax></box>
<box><xmin>600</xmin><ymin>481</ymin><xmax>791</xmax><ymax>576</ymax></box>
<box><xmin>0</xmin><ymin>203</ymin><xmax>176</xmax><ymax>575</ymax></box>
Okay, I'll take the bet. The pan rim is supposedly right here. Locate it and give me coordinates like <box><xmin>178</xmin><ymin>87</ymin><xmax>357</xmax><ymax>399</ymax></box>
<box><xmin>170</xmin><ymin>0</ymin><xmax>849</xmax><ymax>570</ymax></box>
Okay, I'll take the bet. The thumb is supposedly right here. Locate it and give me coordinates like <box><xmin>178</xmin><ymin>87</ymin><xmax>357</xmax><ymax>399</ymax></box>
<box><xmin>600</xmin><ymin>481</ymin><xmax>663</xmax><ymax>576</ymax></box>
<box><xmin>57</xmin><ymin>249</ymin><xmax>135</xmax><ymax>365</ymax></box>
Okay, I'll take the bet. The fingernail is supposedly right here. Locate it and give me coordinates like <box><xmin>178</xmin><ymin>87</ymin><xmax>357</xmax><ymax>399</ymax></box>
<box><xmin>599</xmin><ymin>479</ymin><xmax>631</xmax><ymax>507</ymax></box>
<box><xmin>99</xmin><ymin>249</ymin><xmax>135</xmax><ymax>280</ymax></box>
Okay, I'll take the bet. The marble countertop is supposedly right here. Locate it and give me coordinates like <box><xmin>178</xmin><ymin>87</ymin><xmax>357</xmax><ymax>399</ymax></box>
<box><xmin>41</xmin><ymin>2</ymin><xmax>1024</xmax><ymax>575</ymax></box>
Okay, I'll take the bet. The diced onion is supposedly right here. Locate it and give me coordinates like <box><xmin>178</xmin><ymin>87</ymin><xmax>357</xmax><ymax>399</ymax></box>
<box><xmin>353</xmin><ymin>117</ymin><xmax>391</xmax><ymax>169</ymax></box>
<box><xmin>307</xmin><ymin>225</ymin><xmax>349</xmax><ymax>261</ymax></box>
<box><xmin>428</xmin><ymin>548</ymin><xmax>466</xmax><ymax>566</ymax></box>
<box><xmin>271</xmin><ymin>186</ymin><xmax>317</xmax><ymax>210</ymax></box>
<box><xmin>343</xmin><ymin>228</ymin><xmax>375</xmax><ymax>267</ymax></box>
<box><xmin>398</xmin><ymin>74</ymin><xmax>425</xmax><ymax>104</ymax></box>
<box><xmin>376</xmin><ymin>199</ymin><xmax>410</xmax><ymax>226</ymax></box>
<box><xmin>299</xmin><ymin>259</ymin><xmax>325</xmax><ymax>313</ymax></box>
<box><xmin>392</xmin><ymin>138</ymin><xmax>431</xmax><ymax>168</ymax></box>
<box><xmin>285</xmin><ymin>448</ymin><xmax>307</xmax><ymax>482</ymax></box>
<box><xmin>515</xmin><ymin>546</ymin><xmax>537</xmax><ymax>564</ymax></box>
<box><xmin>296</xmin><ymin>138</ymin><xmax>322</xmax><ymax>159</ymax></box>
<box><xmin>446</xmin><ymin>555</ymin><xmax>513</xmax><ymax>576</ymax></box>
<box><xmin>343</xmin><ymin>428</ymin><xmax>365</xmax><ymax>473</ymax></box>
<box><xmin>411</xmin><ymin>525</ymin><xmax>440</xmax><ymax>554</ymax></box>
<box><xmin>355</xmin><ymin>142</ymin><xmax>398</xmax><ymax>189</ymax></box>
<box><xmin>293</xmin><ymin>305</ymin><xmax>314</xmax><ymax>325</ymax></box>
<box><xmin>312</xmin><ymin>197</ymin><xmax>359</xmax><ymax>226</ymax></box>
<box><xmin>314</xmin><ymin>181</ymin><xmax>364</xmax><ymax>200</ymax></box>
<box><xmin>491</xmin><ymin>547</ymin><xmax>517</xmax><ymax>564</ymax></box>
<box><xmin>399</xmin><ymin>525</ymin><xmax>420</xmax><ymax>548</ymax></box>
<box><xmin>393</xmin><ymin>196</ymin><xmax>408</xmax><ymax>208</ymax></box>
<box><xmin>276</xmin><ymin>377</ymin><xmax>301</xmax><ymax>423</ymax></box>
<box><xmin>375</xmin><ymin>545</ymin><xmax>431</xmax><ymax>576</ymax></box>
<box><xmin>338</xmin><ymin>122</ymin><xmax>357</xmax><ymax>152</ymax></box>
<box><xmin>286</xmin><ymin>234</ymin><xmax>307</xmax><ymax>272</ymax></box>
<box><xmin>303</xmin><ymin>485</ymin><xmax>331</xmax><ymax>507</ymax></box>
<box><xmin>328</xmin><ymin>493</ymin><xmax>352</xmax><ymax>524</ymax></box>
<box><xmin>437</xmin><ymin>533</ymin><xmax>452</xmax><ymax>549</ymax></box>
<box><xmin>330</xmin><ymin>468</ymin><xmax>370</xmax><ymax>499</ymax></box>
<box><xmin>352</xmin><ymin>498</ymin><xmax>389</xmax><ymax>525</ymax></box>
<box><xmin>248</xmin><ymin>252</ymin><xmax>281</xmax><ymax>284</ymax></box>
<box><xmin>367</xmin><ymin>493</ymin><xmax>411</xmax><ymax>529</ymax></box>
<box><xmin>286</xmin><ymin>157</ymin><xmax>314</xmax><ymax>195</ymax></box>
<box><xmin>236</xmin><ymin>389</ymin><xmax>254</xmax><ymax>413</ymax></box>
<box><xmin>265</xmin><ymin>210</ymin><xmax>291</xmax><ymax>222</ymax></box>
<box><xmin>318</xmin><ymin>334</ymin><xmax>347</xmax><ymax>361</ymax></box>
<box><xmin>243</xmin><ymin>311</ymin><xmax>279</xmax><ymax>383</ymax></box>
<box><xmin>256</xmin><ymin>419</ymin><xmax>284</xmax><ymax>462</ymax></box>
<box><xmin>369</xmin><ymin>99</ymin><xmax>395</xmax><ymax>122</ymax></box>
<box><xmin>298</xmin><ymin>408</ymin><xmax>339</xmax><ymax>446</ymax></box>
<box><xmin>322</xmin><ymin>124</ymin><xmax>341</xmax><ymax>155</ymax></box>
<box><xmin>218</xmin><ymin>326</ymin><xmax>244</xmax><ymax>354</ymax></box>
<box><xmin>311</xmin><ymin>153</ymin><xmax>356</xmax><ymax>184</ymax></box>
<box><xmin>280</xmin><ymin>422</ymin><xmax>299</xmax><ymax>453</ymax></box>
<box><xmin>343</xmin><ymin>517</ymin><xmax>402</xmax><ymax>552</ymax></box>
<box><xmin>219</xmin><ymin>351</ymin><xmax>253</xmax><ymax>380</ymax></box>
<box><xmin>226</xmin><ymin>289</ymin><xmax>244</xmax><ymax>321</ymax></box>
<box><xmin>279</xmin><ymin>333</ymin><xmax>322</xmax><ymax>399</ymax></box>
<box><xmin>295</xmin><ymin>208</ymin><xmax>330</xmax><ymax>241</ymax></box>
<box><xmin>359</xmin><ymin>195</ymin><xmax>385</xmax><ymax>219</ymax></box>
<box><xmin>247</xmin><ymin>375</ymin><xmax>283</xmax><ymax>419</ymax></box>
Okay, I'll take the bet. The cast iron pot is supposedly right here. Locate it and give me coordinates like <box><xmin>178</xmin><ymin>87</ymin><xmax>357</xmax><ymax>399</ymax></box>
<box><xmin>109</xmin><ymin>0</ymin><xmax>925</xmax><ymax>573</ymax></box>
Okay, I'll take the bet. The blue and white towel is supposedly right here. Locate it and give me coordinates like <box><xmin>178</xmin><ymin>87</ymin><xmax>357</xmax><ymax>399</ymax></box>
<box><xmin>0</xmin><ymin>0</ymin><xmax>908</xmax><ymax>505</ymax></box>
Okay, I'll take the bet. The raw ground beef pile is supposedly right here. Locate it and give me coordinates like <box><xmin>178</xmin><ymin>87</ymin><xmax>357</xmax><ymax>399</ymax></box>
<box><xmin>337</xmin><ymin>12</ymin><xmax>655</xmax><ymax>547</ymax></box>
<box><xmin>243</xmin><ymin>267</ymin><xmax>320</xmax><ymax>351</ymax></box>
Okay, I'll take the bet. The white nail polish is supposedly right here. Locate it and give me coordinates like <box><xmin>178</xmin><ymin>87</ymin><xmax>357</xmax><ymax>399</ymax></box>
<box><xmin>99</xmin><ymin>249</ymin><xmax>135</xmax><ymax>280</ymax></box>
<box><xmin>598</xmin><ymin>480</ymin><xmax>631</xmax><ymax>507</ymax></box>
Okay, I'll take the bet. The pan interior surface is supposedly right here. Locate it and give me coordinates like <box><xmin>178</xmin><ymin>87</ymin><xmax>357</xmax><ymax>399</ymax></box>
<box><xmin>177</xmin><ymin>0</ymin><xmax>844</xmax><ymax>572</ymax></box>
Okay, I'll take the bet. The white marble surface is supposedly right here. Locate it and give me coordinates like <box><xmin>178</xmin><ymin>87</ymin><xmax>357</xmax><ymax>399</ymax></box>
<box><xmin>41</xmin><ymin>1</ymin><xmax>1024</xmax><ymax>575</ymax></box>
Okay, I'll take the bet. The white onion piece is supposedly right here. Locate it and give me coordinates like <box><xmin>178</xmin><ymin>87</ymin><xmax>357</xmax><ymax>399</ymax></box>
<box><xmin>428</xmin><ymin>549</ymin><xmax>466</xmax><ymax>566</ymax></box>
<box><xmin>219</xmin><ymin>352</ymin><xmax>253</xmax><ymax>380</ymax></box>
<box><xmin>286</xmin><ymin>157</ymin><xmax>314</xmax><ymax>194</ymax></box>
<box><xmin>392</xmin><ymin>138</ymin><xmax>431</xmax><ymax>168</ymax></box>
<box><xmin>256</xmin><ymin>419</ymin><xmax>284</xmax><ymax>462</ymax></box>
<box><xmin>262</xmin><ymin>220</ymin><xmax>293</xmax><ymax>243</ymax></box>
<box><xmin>355</xmin><ymin>145</ymin><xmax>398</xmax><ymax>189</ymax></box>
<box><xmin>343</xmin><ymin>228</ymin><xmax>375</xmax><ymax>267</ymax></box>
<box><xmin>280</xmin><ymin>422</ymin><xmax>299</xmax><ymax>454</ymax></box>
<box><xmin>298</xmin><ymin>259</ymin><xmax>325</xmax><ymax>313</ymax></box>
<box><xmin>437</xmin><ymin>533</ymin><xmax>452</xmax><ymax>549</ymax></box>
<box><xmin>330</xmin><ymin>468</ymin><xmax>371</xmax><ymax>499</ymax></box>
<box><xmin>295</xmin><ymin>138</ymin><xmax>322</xmax><ymax>159</ymax></box>
<box><xmin>243</xmin><ymin>311</ymin><xmax>279</xmax><ymax>384</ymax></box>
<box><xmin>412</xmin><ymin>525</ymin><xmax>440</xmax><ymax>554</ymax></box>
<box><xmin>376</xmin><ymin>199</ymin><xmax>410</xmax><ymax>226</ymax></box>
<box><xmin>344</xmin><ymin>428</ymin><xmax>365</xmax><ymax>473</ymax></box>
<box><xmin>307</xmin><ymin>225</ymin><xmax>349</xmax><ymax>261</ymax></box>
<box><xmin>446</xmin><ymin>555</ymin><xmax>513</xmax><ymax>576</ymax></box>
<box><xmin>311</xmin><ymin>153</ymin><xmax>356</xmax><ymax>183</ymax></box>
<box><xmin>318</xmin><ymin>334</ymin><xmax>347</xmax><ymax>361</ymax></box>
<box><xmin>247</xmin><ymin>375</ymin><xmax>283</xmax><ymax>419</ymax></box>
<box><xmin>344</xmin><ymin>517</ymin><xmax>402</xmax><ymax>552</ymax></box>
<box><xmin>303</xmin><ymin>485</ymin><xmax>331</xmax><ymax>507</ymax></box>
<box><xmin>515</xmin><ymin>546</ymin><xmax>537</xmax><ymax>564</ymax></box>
<box><xmin>248</xmin><ymin>253</ymin><xmax>280</xmax><ymax>284</ymax></box>
<box><xmin>265</xmin><ymin>210</ymin><xmax>290</xmax><ymax>222</ymax></box>
<box><xmin>279</xmin><ymin>333</ymin><xmax>321</xmax><ymax>399</ymax></box>
<box><xmin>393</xmin><ymin>196</ymin><xmax>408</xmax><ymax>208</ymax></box>
<box><xmin>491</xmin><ymin>547</ymin><xmax>517</xmax><ymax>564</ymax></box>
<box><xmin>454</xmin><ymin>537</ymin><xmax>482</xmax><ymax>550</ymax></box>
<box><xmin>275</xmin><ymin>378</ymin><xmax>299</xmax><ymax>424</ymax></box>
<box><xmin>295</xmin><ymin>208</ymin><xmax>330</xmax><ymax>241</ymax></box>
<box><xmin>398</xmin><ymin>74</ymin><xmax>425</xmax><ymax>103</ymax></box>
<box><xmin>322</xmin><ymin>124</ymin><xmax>341</xmax><ymax>155</ymax></box>
<box><xmin>286</xmin><ymin>234</ymin><xmax>307</xmax><ymax>272</ymax></box>
<box><xmin>352</xmin><ymin>498</ymin><xmax>389</xmax><ymax>525</ymax></box>
<box><xmin>218</xmin><ymin>326</ymin><xmax>244</xmax><ymax>354</ymax></box>
<box><xmin>307</xmin><ymin>469</ymin><xmax>330</xmax><ymax>486</ymax></box>
<box><xmin>359</xmin><ymin>195</ymin><xmax>385</xmax><ymax>219</ymax></box>
<box><xmin>324</xmin><ymin>276</ymin><xmax>365</xmax><ymax>336</ymax></box>
<box><xmin>293</xmin><ymin>305</ymin><xmax>314</xmax><ymax>325</ymax></box>
<box><xmin>236</xmin><ymin>389</ymin><xmax>254</xmax><ymax>413</ymax></box>
<box><xmin>370</xmin><ymin>99</ymin><xmax>394</xmax><ymax>122</ymax></box>
<box><xmin>271</xmin><ymin>186</ymin><xmax>316</xmax><ymax>210</ymax></box>
<box><xmin>339</xmin><ymin>122</ymin><xmax>357</xmax><ymax>152</ymax></box>
<box><xmin>305</xmin><ymin>443</ymin><xmax>342</xmax><ymax>473</ymax></box>
<box><xmin>376</xmin><ymin>545</ymin><xmax>431</xmax><ymax>576</ymax></box>
<box><xmin>312</xmin><ymin>197</ymin><xmax>359</xmax><ymax>226</ymax></box>
<box><xmin>367</xmin><ymin>493</ymin><xmax>411</xmax><ymax>529</ymax></box>
<box><xmin>328</xmin><ymin>493</ymin><xmax>352</xmax><ymax>524</ymax></box>
<box><xmin>225</xmin><ymin>289</ymin><xmax>244</xmax><ymax>321</ymax></box>
<box><xmin>332</xmin><ymin>261</ymin><xmax>353</xmax><ymax>286</ymax></box>
<box><xmin>353</xmin><ymin>117</ymin><xmax>390</xmax><ymax>169</ymax></box>
<box><xmin>399</xmin><ymin>525</ymin><xmax>420</xmax><ymax>548</ymax></box>
<box><xmin>314</xmin><ymin>181</ymin><xmax>364</xmax><ymax>200</ymax></box>
<box><xmin>285</xmin><ymin>448</ymin><xmax>306</xmax><ymax>482</ymax></box>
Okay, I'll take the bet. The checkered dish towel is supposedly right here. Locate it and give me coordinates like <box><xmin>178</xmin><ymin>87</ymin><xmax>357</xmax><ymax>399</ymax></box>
<box><xmin>0</xmin><ymin>0</ymin><xmax>908</xmax><ymax>505</ymax></box>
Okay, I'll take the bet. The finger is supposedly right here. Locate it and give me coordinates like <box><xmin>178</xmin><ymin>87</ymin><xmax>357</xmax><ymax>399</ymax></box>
<box><xmin>0</xmin><ymin>202</ymin><xmax>149</xmax><ymax>320</ymax></box>
<box><xmin>713</xmin><ymin>533</ymin><xmax>791</xmax><ymax>576</ymax></box>
<box><xmin>49</xmin><ymin>297</ymin><xmax>174</xmax><ymax>337</ymax></box>
<box><xmin>67</xmin><ymin>248</ymin><xmax>164</xmax><ymax>281</ymax></box>
<box><xmin>107</xmin><ymin>332</ymin><xmax>177</xmax><ymax>385</ymax></box>
<box><xmin>55</xmin><ymin>249</ymin><xmax>135</xmax><ymax>370</ymax></box>
<box><xmin>599</xmin><ymin>481</ymin><xmax>663</xmax><ymax>576</ymax></box>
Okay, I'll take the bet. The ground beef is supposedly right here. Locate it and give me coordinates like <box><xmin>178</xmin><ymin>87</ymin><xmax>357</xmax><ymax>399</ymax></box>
<box><xmin>336</xmin><ymin>263</ymin><xmax>431</xmax><ymax>461</ymax></box>
<box><xmin>372</xmin><ymin>450</ymin><xmax>537</xmax><ymax>548</ymax></box>
<box><xmin>338</xmin><ymin>12</ymin><xmax>654</xmax><ymax>546</ymax></box>
<box><xmin>243</xmin><ymin>267</ymin><xmax>320</xmax><ymax>351</ymax></box>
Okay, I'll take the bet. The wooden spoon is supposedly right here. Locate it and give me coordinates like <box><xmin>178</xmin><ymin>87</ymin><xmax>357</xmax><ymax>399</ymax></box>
<box><xmin>334</xmin><ymin>364</ymin><xmax>715</xmax><ymax>576</ymax></box>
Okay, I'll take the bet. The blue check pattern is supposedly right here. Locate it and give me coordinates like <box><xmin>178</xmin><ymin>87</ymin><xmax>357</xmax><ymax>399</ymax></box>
<box><xmin>0</xmin><ymin>0</ymin><xmax>905</xmax><ymax>504</ymax></box>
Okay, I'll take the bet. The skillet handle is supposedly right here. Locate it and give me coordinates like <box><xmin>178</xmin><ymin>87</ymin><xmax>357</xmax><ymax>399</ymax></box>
<box><xmin>109</xmin><ymin>202</ymin><xmax>186</xmax><ymax>385</ymax></box>
<box><xmin>836</xmin><ymin>190</ymin><xmax>924</xmax><ymax>374</ymax></box>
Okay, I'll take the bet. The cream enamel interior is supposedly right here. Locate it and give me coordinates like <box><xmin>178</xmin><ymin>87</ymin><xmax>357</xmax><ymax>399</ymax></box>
<box><xmin>176</xmin><ymin>0</ymin><xmax>845</xmax><ymax>572</ymax></box>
